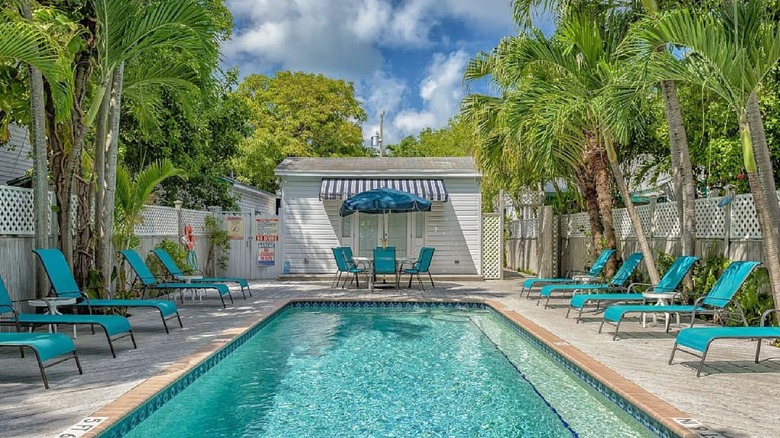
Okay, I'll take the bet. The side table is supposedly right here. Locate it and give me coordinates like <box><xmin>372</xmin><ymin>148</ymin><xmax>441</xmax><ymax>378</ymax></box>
<box><xmin>28</xmin><ymin>297</ymin><xmax>78</xmax><ymax>337</ymax></box>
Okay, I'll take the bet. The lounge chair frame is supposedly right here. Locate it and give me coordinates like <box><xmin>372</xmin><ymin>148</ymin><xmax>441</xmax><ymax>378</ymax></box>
<box><xmin>0</xmin><ymin>338</ymin><xmax>83</xmax><ymax>389</ymax></box>
<box><xmin>151</xmin><ymin>249</ymin><xmax>251</xmax><ymax>299</ymax></box>
<box><xmin>521</xmin><ymin>249</ymin><xmax>616</xmax><ymax>298</ymax></box>
<box><xmin>669</xmin><ymin>309</ymin><xmax>780</xmax><ymax>377</ymax></box>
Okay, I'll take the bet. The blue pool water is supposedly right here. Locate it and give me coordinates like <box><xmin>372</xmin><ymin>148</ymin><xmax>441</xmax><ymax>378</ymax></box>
<box><xmin>121</xmin><ymin>306</ymin><xmax>656</xmax><ymax>437</ymax></box>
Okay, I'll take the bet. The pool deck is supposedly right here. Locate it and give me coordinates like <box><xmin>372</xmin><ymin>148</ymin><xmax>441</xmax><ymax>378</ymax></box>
<box><xmin>1</xmin><ymin>277</ymin><xmax>777</xmax><ymax>438</ymax></box>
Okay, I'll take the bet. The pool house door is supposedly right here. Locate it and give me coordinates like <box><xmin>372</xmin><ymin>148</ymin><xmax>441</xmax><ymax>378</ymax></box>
<box><xmin>348</xmin><ymin>213</ymin><xmax>423</xmax><ymax>258</ymax></box>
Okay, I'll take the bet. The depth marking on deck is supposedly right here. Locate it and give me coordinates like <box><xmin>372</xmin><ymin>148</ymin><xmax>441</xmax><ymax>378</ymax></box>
<box><xmin>672</xmin><ymin>418</ymin><xmax>730</xmax><ymax>437</ymax></box>
<box><xmin>56</xmin><ymin>417</ymin><xmax>108</xmax><ymax>438</ymax></box>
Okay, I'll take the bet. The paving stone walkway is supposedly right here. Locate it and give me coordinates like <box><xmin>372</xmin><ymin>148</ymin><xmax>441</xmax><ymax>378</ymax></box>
<box><xmin>1</xmin><ymin>278</ymin><xmax>777</xmax><ymax>437</ymax></box>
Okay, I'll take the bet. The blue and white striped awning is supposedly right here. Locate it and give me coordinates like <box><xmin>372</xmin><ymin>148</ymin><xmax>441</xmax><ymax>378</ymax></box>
<box><xmin>319</xmin><ymin>178</ymin><xmax>448</xmax><ymax>202</ymax></box>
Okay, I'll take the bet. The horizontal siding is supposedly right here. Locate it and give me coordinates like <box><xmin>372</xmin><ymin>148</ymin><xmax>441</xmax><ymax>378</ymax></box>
<box><xmin>0</xmin><ymin>124</ymin><xmax>33</xmax><ymax>184</ymax></box>
<box><xmin>232</xmin><ymin>187</ymin><xmax>276</xmax><ymax>216</ymax></box>
<box><xmin>280</xmin><ymin>175</ymin><xmax>481</xmax><ymax>275</ymax></box>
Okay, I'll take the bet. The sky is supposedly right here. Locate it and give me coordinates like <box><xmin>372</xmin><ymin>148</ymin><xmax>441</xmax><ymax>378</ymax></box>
<box><xmin>221</xmin><ymin>0</ymin><xmax>552</xmax><ymax>146</ymax></box>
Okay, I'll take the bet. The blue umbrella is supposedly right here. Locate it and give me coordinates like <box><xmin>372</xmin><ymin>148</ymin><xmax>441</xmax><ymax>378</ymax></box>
<box><xmin>339</xmin><ymin>188</ymin><xmax>432</xmax><ymax>217</ymax></box>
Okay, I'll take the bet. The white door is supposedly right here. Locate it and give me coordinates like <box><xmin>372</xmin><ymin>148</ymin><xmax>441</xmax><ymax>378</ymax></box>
<box><xmin>357</xmin><ymin>214</ymin><xmax>379</xmax><ymax>257</ymax></box>
<box><xmin>386</xmin><ymin>213</ymin><xmax>409</xmax><ymax>258</ymax></box>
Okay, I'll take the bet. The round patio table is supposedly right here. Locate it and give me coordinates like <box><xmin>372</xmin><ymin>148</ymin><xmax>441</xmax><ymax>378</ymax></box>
<box><xmin>641</xmin><ymin>291</ymin><xmax>680</xmax><ymax>329</ymax></box>
<box><xmin>353</xmin><ymin>256</ymin><xmax>416</xmax><ymax>290</ymax></box>
<box><xmin>28</xmin><ymin>297</ymin><xmax>78</xmax><ymax>337</ymax></box>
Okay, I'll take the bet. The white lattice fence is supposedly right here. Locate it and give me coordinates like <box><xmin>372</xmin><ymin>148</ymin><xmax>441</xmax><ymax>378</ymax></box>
<box><xmin>181</xmin><ymin>209</ymin><xmax>211</xmax><ymax>235</ymax></box>
<box><xmin>567</xmin><ymin>212</ymin><xmax>591</xmax><ymax>237</ymax></box>
<box><xmin>482</xmin><ymin>213</ymin><xmax>502</xmax><ymax>279</ymax></box>
<box><xmin>613</xmin><ymin>208</ymin><xmax>633</xmax><ymax>239</ymax></box>
<box><xmin>135</xmin><ymin>205</ymin><xmax>179</xmax><ymax>236</ymax></box>
<box><xmin>0</xmin><ymin>185</ymin><xmax>35</xmax><ymax>235</ymax></box>
<box><xmin>695</xmin><ymin>197</ymin><xmax>726</xmax><ymax>238</ymax></box>
<box><xmin>731</xmin><ymin>194</ymin><xmax>761</xmax><ymax>239</ymax></box>
<box><xmin>653</xmin><ymin>202</ymin><xmax>679</xmax><ymax>237</ymax></box>
<box><xmin>636</xmin><ymin>204</ymin><xmax>653</xmax><ymax>236</ymax></box>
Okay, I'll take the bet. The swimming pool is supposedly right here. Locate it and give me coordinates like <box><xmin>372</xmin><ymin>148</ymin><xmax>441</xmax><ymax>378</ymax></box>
<box><xmin>100</xmin><ymin>302</ymin><xmax>673</xmax><ymax>437</ymax></box>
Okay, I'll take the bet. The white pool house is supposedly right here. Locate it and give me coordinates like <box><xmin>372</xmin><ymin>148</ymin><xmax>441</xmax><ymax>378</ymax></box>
<box><xmin>275</xmin><ymin>157</ymin><xmax>484</xmax><ymax>278</ymax></box>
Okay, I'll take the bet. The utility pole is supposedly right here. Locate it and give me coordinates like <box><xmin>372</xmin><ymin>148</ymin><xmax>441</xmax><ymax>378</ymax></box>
<box><xmin>379</xmin><ymin>110</ymin><xmax>385</xmax><ymax>157</ymax></box>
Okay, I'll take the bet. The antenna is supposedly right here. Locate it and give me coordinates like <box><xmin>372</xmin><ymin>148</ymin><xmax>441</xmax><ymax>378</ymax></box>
<box><xmin>379</xmin><ymin>110</ymin><xmax>385</xmax><ymax>157</ymax></box>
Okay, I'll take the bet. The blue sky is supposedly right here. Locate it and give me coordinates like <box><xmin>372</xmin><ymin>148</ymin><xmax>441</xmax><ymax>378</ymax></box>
<box><xmin>222</xmin><ymin>0</ymin><xmax>552</xmax><ymax>145</ymax></box>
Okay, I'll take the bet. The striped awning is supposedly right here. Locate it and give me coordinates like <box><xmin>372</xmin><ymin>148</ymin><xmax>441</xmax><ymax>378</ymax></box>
<box><xmin>319</xmin><ymin>178</ymin><xmax>448</xmax><ymax>202</ymax></box>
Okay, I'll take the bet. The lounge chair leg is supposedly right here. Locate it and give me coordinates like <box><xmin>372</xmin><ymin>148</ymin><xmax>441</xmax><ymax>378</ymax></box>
<box><xmin>428</xmin><ymin>272</ymin><xmax>434</xmax><ymax>289</ymax></box>
<box><xmin>219</xmin><ymin>293</ymin><xmax>226</xmax><ymax>308</ymax></box>
<box><xmin>176</xmin><ymin>313</ymin><xmax>183</xmax><ymax>328</ymax></box>
<box><xmin>247</xmin><ymin>286</ymin><xmax>252</xmax><ymax>298</ymax></box>
<box><xmin>240</xmin><ymin>285</ymin><xmax>247</xmax><ymax>300</ymax></box>
<box><xmin>668</xmin><ymin>344</ymin><xmax>678</xmax><ymax>365</ymax></box>
<box><xmin>755</xmin><ymin>339</ymin><xmax>762</xmax><ymax>363</ymax></box>
<box><xmin>408</xmin><ymin>275</ymin><xmax>413</xmax><ymax>288</ymax></box>
<box><xmin>696</xmin><ymin>349</ymin><xmax>709</xmax><ymax>377</ymax></box>
<box><xmin>74</xmin><ymin>351</ymin><xmax>83</xmax><ymax>374</ymax></box>
<box><xmin>565</xmin><ymin>307</ymin><xmax>572</xmax><ymax>318</ymax></box>
<box><xmin>598</xmin><ymin>319</ymin><xmax>606</xmax><ymax>333</ymax></box>
<box><xmin>612</xmin><ymin>321</ymin><xmax>622</xmax><ymax>341</ymax></box>
<box><xmin>228</xmin><ymin>291</ymin><xmax>234</xmax><ymax>304</ymax></box>
<box><xmin>107</xmin><ymin>337</ymin><xmax>117</xmax><ymax>358</ymax></box>
<box><xmin>544</xmin><ymin>295</ymin><xmax>551</xmax><ymax>309</ymax></box>
<box><xmin>130</xmin><ymin>331</ymin><xmax>137</xmax><ymax>349</ymax></box>
<box><xmin>34</xmin><ymin>351</ymin><xmax>49</xmax><ymax>389</ymax></box>
<box><xmin>161</xmin><ymin>316</ymin><xmax>170</xmax><ymax>335</ymax></box>
<box><xmin>417</xmin><ymin>274</ymin><xmax>424</xmax><ymax>291</ymax></box>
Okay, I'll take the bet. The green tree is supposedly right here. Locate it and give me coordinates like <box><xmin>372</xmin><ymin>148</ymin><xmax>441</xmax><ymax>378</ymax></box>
<box><xmin>232</xmin><ymin>72</ymin><xmax>368</xmax><ymax>192</ymax></box>
<box><xmin>387</xmin><ymin>117</ymin><xmax>472</xmax><ymax>157</ymax></box>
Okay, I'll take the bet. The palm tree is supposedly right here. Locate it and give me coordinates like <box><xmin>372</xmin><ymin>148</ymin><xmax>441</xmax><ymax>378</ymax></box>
<box><xmin>89</xmin><ymin>0</ymin><xmax>219</xmax><ymax>292</ymax></box>
<box><xmin>634</xmin><ymin>0</ymin><xmax>780</xmax><ymax>307</ymax></box>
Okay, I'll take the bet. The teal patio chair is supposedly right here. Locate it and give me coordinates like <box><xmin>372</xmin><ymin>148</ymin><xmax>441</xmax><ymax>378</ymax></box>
<box><xmin>401</xmin><ymin>247</ymin><xmax>435</xmax><ymax>290</ymax></box>
<box><xmin>331</xmin><ymin>247</ymin><xmax>366</xmax><ymax>289</ymax></box>
<box><xmin>151</xmin><ymin>248</ymin><xmax>250</xmax><ymax>299</ymax></box>
<box><xmin>373</xmin><ymin>247</ymin><xmax>398</xmax><ymax>289</ymax></box>
<box><xmin>521</xmin><ymin>249</ymin><xmax>616</xmax><ymax>297</ymax></box>
<box><xmin>537</xmin><ymin>252</ymin><xmax>644</xmax><ymax>309</ymax></box>
<box><xmin>1</xmin><ymin>275</ymin><xmax>135</xmax><ymax>358</ymax></box>
<box><xmin>600</xmin><ymin>261</ymin><xmax>760</xmax><ymax>340</ymax></box>
<box><xmin>120</xmin><ymin>250</ymin><xmax>232</xmax><ymax>308</ymax></box>
<box><xmin>33</xmin><ymin>248</ymin><xmax>181</xmax><ymax>334</ymax></box>
<box><xmin>0</xmin><ymin>332</ymin><xmax>82</xmax><ymax>389</ymax></box>
<box><xmin>567</xmin><ymin>255</ymin><xmax>699</xmax><ymax>323</ymax></box>
<box><xmin>670</xmin><ymin>308</ymin><xmax>780</xmax><ymax>377</ymax></box>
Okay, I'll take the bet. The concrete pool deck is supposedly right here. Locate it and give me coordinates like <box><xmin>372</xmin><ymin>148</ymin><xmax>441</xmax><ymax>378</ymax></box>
<box><xmin>1</xmin><ymin>277</ymin><xmax>777</xmax><ymax>437</ymax></box>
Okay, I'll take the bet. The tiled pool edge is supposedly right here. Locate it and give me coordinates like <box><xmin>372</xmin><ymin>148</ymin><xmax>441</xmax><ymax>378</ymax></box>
<box><xmin>82</xmin><ymin>298</ymin><xmax>698</xmax><ymax>438</ymax></box>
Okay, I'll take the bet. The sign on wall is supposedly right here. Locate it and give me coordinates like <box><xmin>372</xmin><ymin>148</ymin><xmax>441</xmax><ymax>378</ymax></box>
<box><xmin>255</xmin><ymin>217</ymin><xmax>279</xmax><ymax>241</ymax></box>
<box><xmin>226</xmin><ymin>216</ymin><xmax>244</xmax><ymax>240</ymax></box>
<box><xmin>257</xmin><ymin>242</ymin><xmax>275</xmax><ymax>266</ymax></box>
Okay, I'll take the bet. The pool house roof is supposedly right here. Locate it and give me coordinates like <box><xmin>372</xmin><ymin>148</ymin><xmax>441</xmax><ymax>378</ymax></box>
<box><xmin>275</xmin><ymin>157</ymin><xmax>481</xmax><ymax>178</ymax></box>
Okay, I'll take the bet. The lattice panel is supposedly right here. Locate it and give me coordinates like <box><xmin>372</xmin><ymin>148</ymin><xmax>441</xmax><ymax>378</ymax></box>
<box><xmin>551</xmin><ymin>215</ymin><xmax>560</xmax><ymax>276</ymax></box>
<box><xmin>482</xmin><ymin>214</ymin><xmax>502</xmax><ymax>279</ymax></box>
<box><xmin>181</xmin><ymin>209</ymin><xmax>211</xmax><ymax>235</ymax></box>
<box><xmin>0</xmin><ymin>185</ymin><xmax>34</xmax><ymax>235</ymax></box>
<box><xmin>653</xmin><ymin>202</ymin><xmax>680</xmax><ymax>237</ymax></box>
<box><xmin>636</xmin><ymin>205</ymin><xmax>653</xmax><ymax>236</ymax></box>
<box><xmin>730</xmin><ymin>193</ymin><xmax>761</xmax><ymax>239</ymax></box>
<box><xmin>612</xmin><ymin>208</ymin><xmax>633</xmax><ymax>239</ymax></box>
<box><xmin>136</xmin><ymin>205</ymin><xmax>179</xmax><ymax>236</ymax></box>
<box><xmin>516</xmin><ymin>189</ymin><xmax>543</xmax><ymax>206</ymax></box>
<box><xmin>695</xmin><ymin>197</ymin><xmax>725</xmax><ymax>238</ymax></box>
<box><xmin>567</xmin><ymin>213</ymin><xmax>591</xmax><ymax>237</ymax></box>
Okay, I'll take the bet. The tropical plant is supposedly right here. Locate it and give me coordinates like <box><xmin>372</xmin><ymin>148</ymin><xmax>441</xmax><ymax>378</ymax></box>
<box><xmin>204</xmin><ymin>215</ymin><xmax>229</xmax><ymax>276</ymax></box>
<box><xmin>633</xmin><ymin>0</ymin><xmax>780</xmax><ymax>309</ymax></box>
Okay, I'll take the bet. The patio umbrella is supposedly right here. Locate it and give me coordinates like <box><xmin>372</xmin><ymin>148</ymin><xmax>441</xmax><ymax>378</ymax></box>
<box><xmin>339</xmin><ymin>188</ymin><xmax>432</xmax><ymax>217</ymax></box>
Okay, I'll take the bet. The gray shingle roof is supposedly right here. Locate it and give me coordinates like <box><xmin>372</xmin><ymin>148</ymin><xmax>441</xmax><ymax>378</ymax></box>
<box><xmin>275</xmin><ymin>157</ymin><xmax>480</xmax><ymax>177</ymax></box>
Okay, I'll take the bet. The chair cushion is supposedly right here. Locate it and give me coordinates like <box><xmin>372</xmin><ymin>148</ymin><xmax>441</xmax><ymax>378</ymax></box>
<box><xmin>79</xmin><ymin>299</ymin><xmax>179</xmax><ymax>317</ymax></box>
<box><xmin>570</xmin><ymin>293</ymin><xmax>644</xmax><ymax>309</ymax></box>
<box><xmin>540</xmin><ymin>283</ymin><xmax>609</xmax><ymax>297</ymax></box>
<box><xmin>522</xmin><ymin>278</ymin><xmax>571</xmax><ymax>289</ymax></box>
<box><xmin>152</xmin><ymin>282</ymin><xmax>230</xmax><ymax>296</ymax></box>
<box><xmin>0</xmin><ymin>332</ymin><xmax>76</xmax><ymax>362</ymax></box>
<box><xmin>604</xmin><ymin>305</ymin><xmax>704</xmax><ymax>322</ymax></box>
<box><xmin>18</xmin><ymin>314</ymin><xmax>132</xmax><ymax>337</ymax></box>
<box><xmin>193</xmin><ymin>277</ymin><xmax>249</xmax><ymax>288</ymax></box>
<box><xmin>676</xmin><ymin>327</ymin><xmax>780</xmax><ymax>353</ymax></box>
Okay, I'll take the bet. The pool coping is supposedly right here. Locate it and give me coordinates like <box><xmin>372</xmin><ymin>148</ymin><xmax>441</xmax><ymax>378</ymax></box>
<box><xmin>78</xmin><ymin>297</ymin><xmax>700</xmax><ymax>438</ymax></box>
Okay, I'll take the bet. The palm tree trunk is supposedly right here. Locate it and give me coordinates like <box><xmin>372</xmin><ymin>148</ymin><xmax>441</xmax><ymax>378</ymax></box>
<box><xmin>574</xmin><ymin>165</ymin><xmax>605</xmax><ymax>254</ymax></box>
<box><xmin>94</xmin><ymin>75</ymin><xmax>113</xmax><ymax>294</ymax></box>
<box><xmin>99</xmin><ymin>64</ymin><xmax>124</xmax><ymax>297</ymax></box>
<box><xmin>21</xmin><ymin>1</ymin><xmax>49</xmax><ymax>299</ymax></box>
<box><xmin>660</xmin><ymin>80</ymin><xmax>697</xmax><ymax>258</ymax></box>
<box><xmin>586</xmin><ymin>135</ymin><xmax>617</xmax><ymax>276</ymax></box>
<box><xmin>745</xmin><ymin>94</ymin><xmax>780</xmax><ymax>308</ymax></box>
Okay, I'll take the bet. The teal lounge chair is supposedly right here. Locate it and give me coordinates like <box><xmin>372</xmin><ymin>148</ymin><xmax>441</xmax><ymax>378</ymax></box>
<box><xmin>151</xmin><ymin>249</ymin><xmax>251</xmax><ymax>299</ymax></box>
<box><xmin>331</xmin><ymin>247</ymin><xmax>367</xmax><ymax>289</ymax></box>
<box><xmin>120</xmin><ymin>250</ymin><xmax>232</xmax><ymax>308</ymax></box>
<box><xmin>567</xmin><ymin>255</ymin><xmax>699</xmax><ymax>323</ymax></box>
<box><xmin>33</xmin><ymin>248</ymin><xmax>182</xmax><ymax>334</ymax></box>
<box><xmin>600</xmin><ymin>261</ymin><xmax>760</xmax><ymax>340</ymax></box>
<box><xmin>670</xmin><ymin>309</ymin><xmax>780</xmax><ymax>377</ymax></box>
<box><xmin>0</xmin><ymin>332</ymin><xmax>82</xmax><ymax>389</ymax></box>
<box><xmin>538</xmin><ymin>252</ymin><xmax>644</xmax><ymax>309</ymax></box>
<box><xmin>1</xmin><ymin>275</ymin><xmax>135</xmax><ymax>358</ymax></box>
<box><xmin>521</xmin><ymin>249</ymin><xmax>616</xmax><ymax>298</ymax></box>
<box><xmin>401</xmin><ymin>247</ymin><xmax>436</xmax><ymax>290</ymax></box>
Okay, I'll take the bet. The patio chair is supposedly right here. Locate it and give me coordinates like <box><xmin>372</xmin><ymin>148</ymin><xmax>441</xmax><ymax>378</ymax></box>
<box><xmin>567</xmin><ymin>255</ymin><xmax>699</xmax><ymax>323</ymax></box>
<box><xmin>331</xmin><ymin>247</ymin><xmax>366</xmax><ymax>289</ymax></box>
<box><xmin>521</xmin><ymin>249</ymin><xmax>616</xmax><ymax>298</ymax></box>
<box><xmin>151</xmin><ymin>248</ymin><xmax>251</xmax><ymax>299</ymax></box>
<box><xmin>120</xmin><ymin>249</ymin><xmax>232</xmax><ymax>308</ymax></box>
<box><xmin>1</xmin><ymin>275</ymin><xmax>136</xmax><ymax>358</ymax></box>
<box><xmin>600</xmin><ymin>261</ymin><xmax>760</xmax><ymax>340</ymax></box>
<box><xmin>0</xmin><ymin>332</ymin><xmax>82</xmax><ymax>389</ymax></box>
<box><xmin>373</xmin><ymin>247</ymin><xmax>398</xmax><ymax>289</ymax></box>
<box><xmin>537</xmin><ymin>252</ymin><xmax>643</xmax><ymax>309</ymax></box>
<box><xmin>669</xmin><ymin>308</ymin><xmax>780</xmax><ymax>377</ymax></box>
<box><xmin>401</xmin><ymin>247</ymin><xmax>436</xmax><ymax>290</ymax></box>
<box><xmin>33</xmin><ymin>249</ymin><xmax>182</xmax><ymax>334</ymax></box>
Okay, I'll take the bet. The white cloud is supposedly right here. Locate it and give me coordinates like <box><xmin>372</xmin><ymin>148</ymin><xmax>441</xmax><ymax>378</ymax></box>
<box><xmin>391</xmin><ymin>50</ymin><xmax>469</xmax><ymax>138</ymax></box>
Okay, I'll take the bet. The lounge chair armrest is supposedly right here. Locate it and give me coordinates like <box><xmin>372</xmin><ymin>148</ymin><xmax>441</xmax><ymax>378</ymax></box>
<box><xmin>399</xmin><ymin>260</ymin><xmax>416</xmax><ymax>271</ymax></box>
<box><xmin>565</xmin><ymin>269</ymin><xmax>589</xmax><ymax>278</ymax></box>
<box><xmin>760</xmin><ymin>308</ymin><xmax>780</xmax><ymax>326</ymax></box>
<box><xmin>627</xmin><ymin>282</ymin><xmax>654</xmax><ymax>293</ymax></box>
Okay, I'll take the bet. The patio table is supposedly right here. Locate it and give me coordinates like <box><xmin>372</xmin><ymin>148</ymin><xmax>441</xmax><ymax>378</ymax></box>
<box><xmin>353</xmin><ymin>256</ymin><xmax>416</xmax><ymax>290</ymax></box>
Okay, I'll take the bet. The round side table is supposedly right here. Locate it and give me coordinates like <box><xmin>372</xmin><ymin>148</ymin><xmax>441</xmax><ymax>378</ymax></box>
<box><xmin>28</xmin><ymin>297</ymin><xmax>78</xmax><ymax>337</ymax></box>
